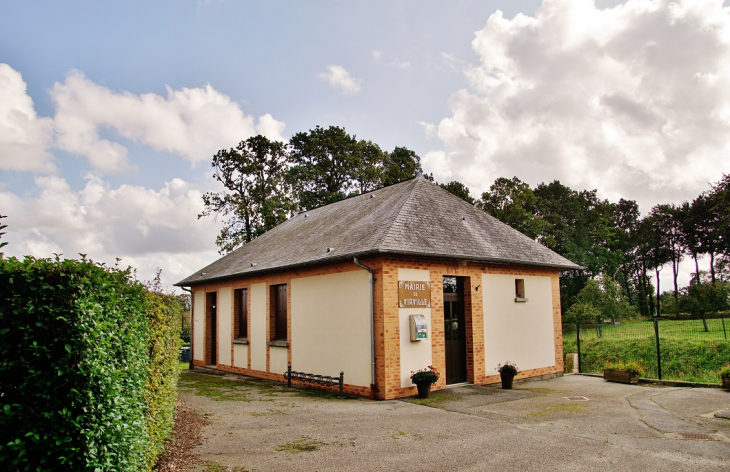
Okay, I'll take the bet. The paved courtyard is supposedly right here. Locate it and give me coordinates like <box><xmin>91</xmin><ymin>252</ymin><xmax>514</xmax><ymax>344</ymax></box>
<box><xmin>179</xmin><ymin>372</ymin><xmax>730</xmax><ymax>471</ymax></box>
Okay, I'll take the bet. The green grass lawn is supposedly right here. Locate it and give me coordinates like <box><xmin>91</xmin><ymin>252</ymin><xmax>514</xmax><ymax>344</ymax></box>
<box><xmin>563</xmin><ymin>318</ymin><xmax>730</xmax><ymax>384</ymax></box>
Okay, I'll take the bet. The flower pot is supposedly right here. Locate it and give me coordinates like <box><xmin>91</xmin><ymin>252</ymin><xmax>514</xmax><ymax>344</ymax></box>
<box><xmin>722</xmin><ymin>377</ymin><xmax>730</xmax><ymax>391</ymax></box>
<box><xmin>604</xmin><ymin>369</ymin><xmax>638</xmax><ymax>384</ymax></box>
<box><xmin>500</xmin><ymin>371</ymin><xmax>515</xmax><ymax>389</ymax></box>
<box><xmin>416</xmin><ymin>382</ymin><xmax>432</xmax><ymax>399</ymax></box>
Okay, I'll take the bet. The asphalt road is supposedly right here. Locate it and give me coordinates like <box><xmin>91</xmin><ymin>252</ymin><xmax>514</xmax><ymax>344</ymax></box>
<box><xmin>179</xmin><ymin>372</ymin><xmax>730</xmax><ymax>471</ymax></box>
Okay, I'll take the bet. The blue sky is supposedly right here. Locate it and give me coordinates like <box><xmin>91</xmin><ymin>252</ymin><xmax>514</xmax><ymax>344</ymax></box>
<box><xmin>1</xmin><ymin>0</ymin><xmax>729</xmax><ymax>290</ymax></box>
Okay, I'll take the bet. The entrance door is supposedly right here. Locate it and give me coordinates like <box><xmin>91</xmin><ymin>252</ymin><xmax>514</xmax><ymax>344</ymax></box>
<box><xmin>206</xmin><ymin>292</ymin><xmax>217</xmax><ymax>365</ymax></box>
<box><xmin>443</xmin><ymin>276</ymin><xmax>467</xmax><ymax>384</ymax></box>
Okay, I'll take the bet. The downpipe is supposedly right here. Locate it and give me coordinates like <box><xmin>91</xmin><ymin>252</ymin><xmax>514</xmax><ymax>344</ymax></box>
<box><xmin>353</xmin><ymin>257</ymin><xmax>376</xmax><ymax>399</ymax></box>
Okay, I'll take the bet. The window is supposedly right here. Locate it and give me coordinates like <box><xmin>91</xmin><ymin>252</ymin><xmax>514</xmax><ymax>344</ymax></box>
<box><xmin>271</xmin><ymin>284</ymin><xmax>287</xmax><ymax>341</ymax></box>
<box><xmin>515</xmin><ymin>279</ymin><xmax>527</xmax><ymax>302</ymax></box>
<box><xmin>234</xmin><ymin>288</ymin><xmax>248</xmax><ymax>339</ymax></box>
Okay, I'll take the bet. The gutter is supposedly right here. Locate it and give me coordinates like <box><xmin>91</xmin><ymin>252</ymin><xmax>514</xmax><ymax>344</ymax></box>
<box><xmin>177</xmin><ymin>249</ymin><xmax>580</xmax><ymax>288</ymax></box>
<box><xmin>181</xmin><ymin>287</ymin><xmax>193</xmax><ymax>371</ymax></box>
<box><xmin>353</xmin><ymin>257</ymin><xmax>376</xmax><ymax>399</ymax></box>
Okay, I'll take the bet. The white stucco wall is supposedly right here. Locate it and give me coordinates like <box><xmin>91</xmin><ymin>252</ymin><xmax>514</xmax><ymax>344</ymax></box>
<box><xmin>233</xmin><ymin>344</ymin><xmax>248</xmax><ymax>368</ymax></box>
<box><xmin>250</xmin><ymin>283</ymin><xmax>267</xmax><ymax>372</ymax></box>
<box><xmin>270</xmin><ymin>347</ymin><xmax>288</xmax><ymax>375</ymax></box>
<box><xmin>218</xmin><ymin>287</ymin><xmax>232</xmax><ymax>366</ymax></box>
<box><xmin>193</xmin><ymin>290</ymin><xmax>205</xmax><ymax>361</ymax></box>
<box><xmin>291</xmin><ymin>270</ymin><xmax>370</xmax><ymax>387</ymax></box>
<box><xmin>482</xmin><ymin>274</ymin><xmax>555</xmax><ymax>374</ymax></box>
<box><xmin>398</xmin><ymin>268</ymin><xmax>433</xmax><ymax>388</ymax></box>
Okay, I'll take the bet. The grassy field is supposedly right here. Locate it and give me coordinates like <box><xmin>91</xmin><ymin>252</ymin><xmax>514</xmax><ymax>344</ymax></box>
<box><xmin>563</xmin><ymin>318</ymin><xmax>730</xmax><ymax>384</ymax></box>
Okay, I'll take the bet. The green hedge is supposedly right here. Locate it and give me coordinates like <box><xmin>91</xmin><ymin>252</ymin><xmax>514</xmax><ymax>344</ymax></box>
<box><xmin>143</xmin><ymin>291</ymin><xmax>181</xmax><ymax>470</ymax></box>
<box><xmin>0</xmin><ymin>256</ymin><xmax>180</xmax><ymax>471</ymax></box>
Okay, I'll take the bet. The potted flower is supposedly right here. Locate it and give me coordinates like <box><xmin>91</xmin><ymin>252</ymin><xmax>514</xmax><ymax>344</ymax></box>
<box><xmin>603</xmin><ymin>361</ymin><xmax>645</xmax><ymax>384</ymax></box>
<box><xmin>411</xmin><ymin>366</ymin><xmax>440</xmax><ymax>398</ymax></box>
<box><xmin>720</xmin><ymin>365</ymin><xmax>730</xmax><ymax>390</ymax></box>
<box><xmin>496</xmin><ymin>361</ymin><xmax>519</xmax><ymax>389</ymax></box>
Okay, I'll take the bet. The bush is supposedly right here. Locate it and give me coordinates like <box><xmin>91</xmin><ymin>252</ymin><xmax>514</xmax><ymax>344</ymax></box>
<box><xmin>0</xmin><ymin>255</ymin><xmax>180</xmax><ymax>471</ymax></box>
<box><xmin>603</xmin><ymin>360</ymin><xmax>645</xmax><ymax>375</ymax></box>
<box><xmin>143</xmin><ymin>291</ymin><xmax>181</xmax><ymax>470</ymax></box>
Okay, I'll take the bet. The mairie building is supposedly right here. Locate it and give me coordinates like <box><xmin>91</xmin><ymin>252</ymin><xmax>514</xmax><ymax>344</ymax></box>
<box><xmin>176</xmin><ymin>175</ymin><xmax>579</xmax><ymax>400</ymax></box>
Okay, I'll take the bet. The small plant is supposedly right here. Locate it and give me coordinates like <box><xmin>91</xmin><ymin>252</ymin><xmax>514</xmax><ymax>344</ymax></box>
<box><xmin>496</xmin><ymin>361</ymin><xmax>519</xmax><ymax>376</ymax></box>
<box><xmin>719</xmin><ymin>365</ymin><xmax>730</xmax><ymax>379</ymax></box>
<box><xmin>410</xmin><ymin>366</ymin><xmax>440</xmax><ymax>385</ymax></box>
<box><xmin>604</xmin><ymin>361</ymin><xmax>645</xmax><ymax>376</ymax></box>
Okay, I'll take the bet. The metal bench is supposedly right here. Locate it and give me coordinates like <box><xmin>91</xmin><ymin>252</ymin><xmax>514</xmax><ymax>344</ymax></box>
<box><xmin>284</xmin><ymin>365</ymin><xmax>344</xmax><ymax>397</ymax></box>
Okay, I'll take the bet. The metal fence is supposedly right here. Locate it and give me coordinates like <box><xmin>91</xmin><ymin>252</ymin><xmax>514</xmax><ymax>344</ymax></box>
<box><xmin>562</xmin><ymin>315</ymin><xmax>729</xmax><ymax>384</ymax></box>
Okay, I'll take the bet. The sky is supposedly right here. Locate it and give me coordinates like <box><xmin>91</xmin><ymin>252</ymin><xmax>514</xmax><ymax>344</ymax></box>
<box><xmin>2</xmin><ymin>0</ymin><xmax>730</xmax><ymax>292</ymax></box>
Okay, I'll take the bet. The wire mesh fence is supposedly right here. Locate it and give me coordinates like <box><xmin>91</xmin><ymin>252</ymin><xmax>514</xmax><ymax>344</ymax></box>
<box><xmin>562</xmin><ymin>315</ymin><xmax>729</xmax><ymax>384</ymax></box>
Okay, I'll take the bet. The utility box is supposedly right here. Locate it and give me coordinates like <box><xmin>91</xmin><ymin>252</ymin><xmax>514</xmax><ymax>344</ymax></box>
<box><xmin>409</xmin><ymin>314</ymin><xmax>428</xmax><ymax>341</ymax></box>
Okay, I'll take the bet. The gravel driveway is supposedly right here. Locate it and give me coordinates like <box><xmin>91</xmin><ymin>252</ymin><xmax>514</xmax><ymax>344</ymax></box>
<box><xmin>178</xmin><ymin>371</ymin><xmax>730</xmax><ymax>471</ymax></box>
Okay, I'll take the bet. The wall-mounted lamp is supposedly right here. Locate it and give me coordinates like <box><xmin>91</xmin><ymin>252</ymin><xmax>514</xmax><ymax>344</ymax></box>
<box><xmin>475</xmin><ymin>285</ymin><xmax>481</xmax><ymax>291</ymax></box>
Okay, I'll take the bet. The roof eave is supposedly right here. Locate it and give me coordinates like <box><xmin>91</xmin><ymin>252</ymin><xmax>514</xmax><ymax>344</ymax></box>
<box><xmin>174</xmin><ymin>248</ymin><xmax>581</xmax><ymax>287</ymax></box>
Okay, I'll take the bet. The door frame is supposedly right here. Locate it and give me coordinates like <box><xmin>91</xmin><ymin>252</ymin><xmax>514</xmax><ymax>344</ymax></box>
<box><xmin>443</xmin><ymin>276</ymin><xmax>468</xmax><ymax>384</ymax></box>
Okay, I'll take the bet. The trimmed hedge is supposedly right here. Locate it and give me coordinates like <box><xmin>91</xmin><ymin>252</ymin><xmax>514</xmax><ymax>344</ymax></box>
<box><xmin>143</xmin><ymin>291</ymin><xmax>181</xmax><ymax>470</ymax></box>
<box><xmin>0</xmin><ymin>255</ymin><xmax>180</xmax><ymax>471</ymax></box>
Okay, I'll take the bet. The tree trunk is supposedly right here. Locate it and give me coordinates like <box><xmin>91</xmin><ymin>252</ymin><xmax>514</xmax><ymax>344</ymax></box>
<box><xmin>655</xmin><ymin>267</ymin><xmax>662</xmax><ymax>317</ymax></box>
<box><xmin>710</xmin><ymin>252</ymin><xmax>716</xmax><ymax>284</ymax></box>
<box><xmin>672</xmin><ymin>257</ymin><xmax>679</xmax><ymax>308</ymax></box>
<box><xmin>693</xmin><ymin>254</ymin><xmax>700</xmax><ymax>284</ymax></box>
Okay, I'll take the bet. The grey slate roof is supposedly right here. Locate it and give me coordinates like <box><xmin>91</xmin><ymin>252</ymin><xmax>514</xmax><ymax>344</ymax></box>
<box><xmin>176</xmin><ymin>176</ymin><xmax>580</xmax><ymax>286</ymax></box>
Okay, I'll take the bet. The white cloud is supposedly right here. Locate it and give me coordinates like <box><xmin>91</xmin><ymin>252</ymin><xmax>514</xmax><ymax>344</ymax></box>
<box><xmin>255</xmin><ymin>113</ymin><xmax>286</xmax><ymax>142</ymax></box>
<box><xmin>0</xmin><ymin>64</ymin><xmax>55</xmax><ymax>173</ymax></box>
<box><xmin>0</xmin><ymin>174</ymin><xmax>221</xmax><ymax>289</ymax></box>
<box><xmin>425</xmin><ymin>0</ymin><xmax>730</xmax><ymax>210</ymax></box>
<box><xmin>417</xmin><ymin>121</ymin><xmax>438</xmax><ymax>139</ymax></box>
<box><xmin>371</xmin><ymin>50</ymin><xmax>382</xmax><ymax>61</ymax></box>
<box><xmin>316</xmin><ymin>65</ymin><xmax>363</xmax><ymax>94</ymax></box>
<box><xmin>391</xmin><ymin>60</ymin><xmax>411</xmax><ymax>69</ymax></box>
<box><xmin>51</xmin><ymin>69</ymin><xmax>285</xmax><ymax>173</ymax></box>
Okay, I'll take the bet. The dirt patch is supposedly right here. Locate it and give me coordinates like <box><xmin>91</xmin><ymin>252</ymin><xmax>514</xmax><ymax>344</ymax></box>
<box><xmin>154</xmin><ymin>399</ymin><xmax>209</xmax><ymax>471</ymax></box>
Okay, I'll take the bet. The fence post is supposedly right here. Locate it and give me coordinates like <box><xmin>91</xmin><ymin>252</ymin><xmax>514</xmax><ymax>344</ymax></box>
<box><xmin>576</xmin><ymin>322</ymin><xmax>582</xmax><ymax>374</ymax></box>
<box><xmin>653</xmin><ymin>318</ymin><xmax>662</xmax><ymax>380</ymax></box>
<box><xmin>287</xmin><ymin>365</ymin><xmax>292</xmax><ymax>388</ymax></box>
<box><xmin>721</xmin><ymin>314</ymin><xmax>727</xmax><ymax>340</ymax></box>
<box><xmin>339</xmin><ymin>371</ymin><xmax>344</xmax><ymax>398</ymax></box>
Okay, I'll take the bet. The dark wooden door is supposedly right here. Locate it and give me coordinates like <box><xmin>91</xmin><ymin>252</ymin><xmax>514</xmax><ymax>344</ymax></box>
<box><xmin>206</xmin><ymin>292</ymin><xmax>217</xmax><ymax>365</ymax></box>
<box><xmin>444</xmin><ymin>277</ymin><xmax>467</xmax><ymax>384</ymax></box>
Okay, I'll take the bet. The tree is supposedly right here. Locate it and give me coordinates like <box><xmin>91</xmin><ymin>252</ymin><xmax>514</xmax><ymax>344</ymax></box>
<box><xmin>638</xmin><ymin>213</ymin><xmax>673</xmax><ymax>317</ymax></box>
<box><xmin>613</xmin><ymin>199</ymin><xmax>647</xmax><ymax>314</ymax></box>
<box><xmin>352</xmin><ymin>139</ymin><xmax>386</xmax><ymax>194</ymax></box>
<box><xmin>648</xmin><ymin>204</ymin><xmax>684</xmax><ymax>305</ymax></box>
<box><xmin>381</xmin><ymin>147</ymin><xmax>422</xmax><ymax>186</ymax></box>
<box><xmin>679</xmin><ymin>281</ymin><xmax>730</xmax><ymax>331</ymax></box>
<box><xmin>200</xmin><ymin>135</ymin><xmax>293</xmax><ymax>254</ymax></box>
<box><xmin>533</xmin><ymin>181</ymin><xmax>621</xmax><ymax>311</ymax></box>
<box><xmin>703</xmin><ymin>174</ymin><xmax>730</xmax><ymax>282</ymax></box>
<box><xmin>478</xmin><ymin>177</ymin><xmax>546</xmax><ymax>239</ymax></box>
<box><xmin>439</xmin><ymin>181</ymin><xmax>475</xmax><ymax>204</ymax></box>
<box><xmin>288</xmin><ymin>126</ymin><xmax>365</xmax><ymax>210</ymax></box>
<box><xmin>564</xmin><ymin>275</ymin><xmax>636</xmax><ymax>337</ymax></box>
<box><xmin>679</xmin><ymin>200</ymin><xmax>702</xmax><ymax>283</ymax></box>
<box><xmin>0</xmin><ymin>215</ymin><xmax>7</xmax><ymax>252</ymax></box>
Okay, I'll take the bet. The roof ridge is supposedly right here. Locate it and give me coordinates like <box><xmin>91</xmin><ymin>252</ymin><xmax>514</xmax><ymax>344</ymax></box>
<box><xmin>379</xmin><ymin>178</ymin><xmax>425</xmax><ymax>249</ymax></box>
